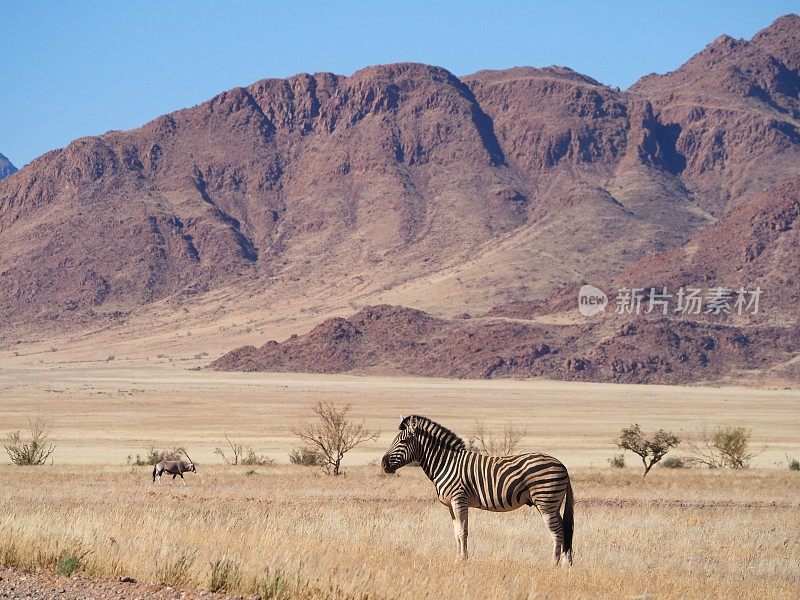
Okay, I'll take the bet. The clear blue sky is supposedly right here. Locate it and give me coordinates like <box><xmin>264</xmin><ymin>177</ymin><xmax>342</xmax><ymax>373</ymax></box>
<box><xmin>1</xmin><ymin>1</ymin><xmax>796</xmax><ymax>167</ymax></box>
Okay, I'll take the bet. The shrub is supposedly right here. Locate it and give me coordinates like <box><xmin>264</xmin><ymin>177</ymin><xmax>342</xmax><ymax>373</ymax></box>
<box><xmin>788</xmin><ymin>457</ymin><xmax>800</xmax><ymax>471</ymax></box>
<box><xmin>215</xmin><ymin>434</ymin><xmax>273</xmax><ymax>466</ymax></box>
<box><xmin>241</xmin><ymin>449</ymin><xmax>274</xmax><ymax>466</ymax></box>
<box><xmin>686</xmin><ymin>426</ymin><xmax>758</xmax><ymax>469</ymax></box>
<box><xmin>289</xmin><ymin>447</ymin><xmax>326</xmax><ymax>467</ymax></box>
<box><xmin>616</xmin><ymin>423</ymin><xmax>680</xmax><ymax>477</ymax></box>
<box><xmin>661</xmin><ymin>455</ymin><xmax>688</xmax><ymax>469</ymax></box>
<box><xmin>290</xmin><ymin>402</ymin><xmax>378</xmax><ymax>476</ymax></box>
<box><xmin>608</xmin><ymin>454</ymin><xmax>625</xmax><ymax>468</ymax></box>
<box><xmin>56</xmin><ymin>553</ymin><xmax>83</xmax><ymax>577</ymax></box>
<box><xmin>132</xmin><ymin>446</ymin><xmax>187</xmax><ymax>466</ymax></box>
<box><xmin>468</xmin><ymin>421</ymin><xmax>526</xmax><ymax>456</ymax></box>
<box><xmin>4</xmin><ymin>417</ymin><xmax>56</xmax><ymax>466</ymax></box>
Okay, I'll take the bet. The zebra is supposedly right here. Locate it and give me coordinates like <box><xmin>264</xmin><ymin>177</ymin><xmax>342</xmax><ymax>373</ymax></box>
<box><xmin>381</xmin><ymin>415</ymin><xmax>573</xmax><ymax>564</ymax></box>
<box><xmin>152</xmin><ymin>451</ymin><xmax>196</xmax><ymax>485</ymax></box>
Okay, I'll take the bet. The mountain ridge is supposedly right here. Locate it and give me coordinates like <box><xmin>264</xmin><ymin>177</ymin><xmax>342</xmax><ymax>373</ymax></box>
<box><xmin>1</xmin><ymin>14</ymin><xmax>798</xmax><ymax>384</ymax></box>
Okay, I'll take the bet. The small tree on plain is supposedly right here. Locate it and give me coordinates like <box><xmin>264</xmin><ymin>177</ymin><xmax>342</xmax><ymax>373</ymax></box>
<box><xmin>616</xmin><ymin>423</ymin><xmax>679</xmax><ymax>477</ymax></box>
<box><xmin>468</xmin><ymin>421</ymin><xmax>527</xmax><ymax>456</ymax></box>
<box><xmin>686</xmin><ymin>426</ymin><xmax>758</xmax><ymax>469</ymax></box>
<box><xmin>290</xmin><ymin>401</ymin><xmax>378</xmax><ymax>476</ymax></box>
<box><xmin>4</xmin><ymin>417</ymin><xmax>56</xmax><ymax>466</ymax></box>
<box><xmin>215</xmin><ymin>433</ymin><xmax>244</xmax><ymax>465</ymax></box>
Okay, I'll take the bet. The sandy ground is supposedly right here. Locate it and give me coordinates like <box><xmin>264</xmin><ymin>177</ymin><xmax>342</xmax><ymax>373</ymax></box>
<box><xmin>0</xmin><ymin>361</ymin><xmax>797</xmax><ymax>467</ymax></box>
<box><xmin>0</xmin><ymin>568</ymin><xmax>246</xmax><ymax>600</ymax></box>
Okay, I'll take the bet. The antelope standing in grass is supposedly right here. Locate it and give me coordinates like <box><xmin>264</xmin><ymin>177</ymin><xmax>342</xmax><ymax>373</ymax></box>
<box><xmin>381</xmin><ymin>416</ymin><xmax>574</xmax><ymax>564</ymax></box>
<box><xmin>152</xmin><ymin>450</ymin><xmax>196</xmax><ymax>485</ymax></box>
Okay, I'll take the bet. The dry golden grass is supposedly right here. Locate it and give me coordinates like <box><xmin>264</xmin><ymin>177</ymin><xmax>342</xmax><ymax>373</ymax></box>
<box><xmin>0</xmin><ymin>465</ymin><xmax>798</xmax><ymax>599</ymax></box>
<box><xmin>0</xmin><ymin>364</ymin><xmax>798</xmax><ymax>598</ymax></box>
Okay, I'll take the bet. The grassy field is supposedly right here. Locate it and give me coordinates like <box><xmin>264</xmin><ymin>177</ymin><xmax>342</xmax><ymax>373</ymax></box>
<box><xmin>0</xmin><ymin>363</ymin><xmax>798</xmax><ymax>598</ymax></box>
<box><xmin>0</xmin><ymin>466</ymin><xmax>798</xmax><ymax>599</ymax></box>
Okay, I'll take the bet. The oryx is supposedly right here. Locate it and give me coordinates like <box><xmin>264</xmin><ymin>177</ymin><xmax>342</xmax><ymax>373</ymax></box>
<box><xmin>152</xmin><ymin>450</ymin><xmax>197</xmax><ymax>485</ymax></box>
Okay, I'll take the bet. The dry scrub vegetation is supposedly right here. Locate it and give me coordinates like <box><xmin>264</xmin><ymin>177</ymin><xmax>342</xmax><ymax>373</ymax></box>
<box><xmin>0</xmin><ymin>465</ymin><xmax>797</xmax><ymax>599</ymax></box>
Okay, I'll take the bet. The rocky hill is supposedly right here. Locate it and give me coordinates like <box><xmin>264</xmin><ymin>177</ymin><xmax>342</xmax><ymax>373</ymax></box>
<box><xmin>2</xmin><ymin>15</ymin><xmax>799</xmax><ymax>384</ymax></box>
<box><xmin>209</xmin><ymin>304</ymin><xmax>799</xmax><ymax>385</ymax></box>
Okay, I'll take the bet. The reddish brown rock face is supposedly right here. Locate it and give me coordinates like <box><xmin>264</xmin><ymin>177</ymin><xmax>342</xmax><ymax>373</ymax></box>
<box><xmin>209</xmin><ymin>304</ymin><xmax>800</xmax><ymax>385</ymax></box>
<box><xmin>2</xmin><ymin>15</ymin><xmax>799</xmax><ymax>384</ymax></box>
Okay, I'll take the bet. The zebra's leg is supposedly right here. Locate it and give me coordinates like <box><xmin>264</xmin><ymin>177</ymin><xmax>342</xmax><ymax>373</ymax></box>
<box><xmin>447</xmin><ymin>505</ymin><xmax>459</xmax><ymax>555</ymax></box>
<box><xmin>541</xmin><ymin>511</ymin><xmax>564</xmax><ymax>565</ymax></box>
<box><xmin>450</xmin><ymin>498</ymin><xmax>469</xmax><ymax>560</ymax></box>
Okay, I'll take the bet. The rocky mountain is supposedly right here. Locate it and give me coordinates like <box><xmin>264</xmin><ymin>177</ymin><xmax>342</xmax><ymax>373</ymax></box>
<box><xmin>0</xmin><ymin>153</ymin><xmax>16</xmax><ymax>180</ymax></box>
<box><xmin>1</xmin><ymin>15</ymin><xmax>798</xmax><ymax>384</ymax></box>
<box><xmin>209</xmin><ymin>304</ymin><xmax>799</xmax><ymax>385</ymax></box>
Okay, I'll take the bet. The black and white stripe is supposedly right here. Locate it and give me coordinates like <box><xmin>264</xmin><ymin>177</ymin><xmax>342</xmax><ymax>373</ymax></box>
<box><xmin>381</xmin><ymin>415</ymin><xmax>573</xmax><ymax>564</ymax></box>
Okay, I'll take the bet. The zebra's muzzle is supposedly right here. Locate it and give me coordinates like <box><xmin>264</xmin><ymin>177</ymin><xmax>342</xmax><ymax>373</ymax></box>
<box><xmin>381</xmin><ymin>455</ymin><xmax>396</xmax><ymax>474</ymax></box>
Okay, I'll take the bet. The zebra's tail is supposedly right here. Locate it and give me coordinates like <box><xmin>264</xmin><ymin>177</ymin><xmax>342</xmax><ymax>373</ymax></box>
<box><xmin>562</xmin><ymin>479</ymin><xmax>574</xmax><ymax>559</ymax></box>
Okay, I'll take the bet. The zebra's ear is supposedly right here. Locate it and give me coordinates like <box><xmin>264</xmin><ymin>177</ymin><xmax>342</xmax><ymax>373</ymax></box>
<box><xmin>407</xmin><ymin>416</ymin><xmax>418</xmax><ymax>433</ymax></box>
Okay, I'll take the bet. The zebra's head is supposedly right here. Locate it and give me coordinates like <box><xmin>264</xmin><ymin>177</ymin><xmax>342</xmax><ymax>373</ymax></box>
<box><xmin>381</xmin><ymin>416</ymin><xmax>420</xmax><ymax>474</ymax></box>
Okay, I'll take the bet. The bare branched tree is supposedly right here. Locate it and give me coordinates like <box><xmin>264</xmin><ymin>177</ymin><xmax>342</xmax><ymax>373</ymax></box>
<box><xmin>215</xmin><ymin>433</ymin><xmax>243</xmax><ymax>465</ymax></box>
<box><xmin>4</xmin><ymin>417</ymin><xmax>56</xmax><ymax>466</ymax></box>
<box><xmin>685</xmin><ymin>426</ymin><xmax>758</xmax><ymax>469</ymax></box>
<box><xmin>616</xmin><ymin>423</ymin><xmax>680</xmax><ymax>477</ymax></box>
<box><xmin>468</xmin><ymin>421</ymin><xmax>527</xmax><ymax>456</ymax></box>
<box><xmin>290</xmin><ymin>402</ymin><xmax>378</xmax><ymax>476</ymax></box>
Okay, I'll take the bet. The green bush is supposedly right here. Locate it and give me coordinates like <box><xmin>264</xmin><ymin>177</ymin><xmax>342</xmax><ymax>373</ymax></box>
<box><xmin>661</xmin><ymin>456</ymin><xmax>688</xmax><ymax>469</ymax></box>
<box><xmin>686</xmin><ymin>426</ymin><xmax>757</xmax><ymax>469</ymax></box>
<box><xmin>4</xmin><ymin>418</ymin><xmax>56</xmax><ymax>466</ymax></box>
<box><xmin>788</xmin><ymin>458</ymin><xmax>800</xmax><ymax>471</ymax></box>
<box><xmin>56</xmin><ymin>553</ymin><xmax>82</xmax><ymax>577</ymax></box>
<box><xmin>608</xmin><ymin>454</ymin><xmax>625</xmax><ymax>468</ymax></box>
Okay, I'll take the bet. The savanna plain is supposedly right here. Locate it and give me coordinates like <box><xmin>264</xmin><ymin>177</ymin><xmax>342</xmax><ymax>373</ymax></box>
<box><xmin>0</xmin><ymin>361</ymin><xmax>798</xmax><ymax>599</ymax></box>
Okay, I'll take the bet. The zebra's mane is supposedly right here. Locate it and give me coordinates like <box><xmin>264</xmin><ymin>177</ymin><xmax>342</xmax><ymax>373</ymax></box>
<box><xmin>400</xmin><ymin>415</ymin><xmax>466</xmax><ymax>452</ymax></box>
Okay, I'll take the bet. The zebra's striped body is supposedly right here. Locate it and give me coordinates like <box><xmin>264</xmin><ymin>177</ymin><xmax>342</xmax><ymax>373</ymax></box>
<box><xmin>382</xmin><ymin>416</ymin><xmax>573</xmax><ymax>564</ymax></box>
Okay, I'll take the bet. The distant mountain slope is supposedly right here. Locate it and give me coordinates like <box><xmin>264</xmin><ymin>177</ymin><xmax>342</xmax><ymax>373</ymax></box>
<box><xmin>1</xmin><ymin>15</ymin><xmax>799</xmax><ymax>385</ymax></box>
<box><xmin>0</xmin><ymin>153</ymin><xmax>16</xmax><ymax>180</ymax></box>
<box><xmin>617</xmin><ymin>177</ymin><xmax>800</xmax><ymax>317</ymax></box>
